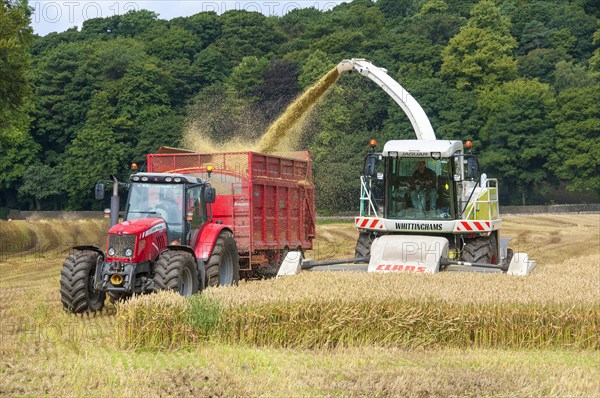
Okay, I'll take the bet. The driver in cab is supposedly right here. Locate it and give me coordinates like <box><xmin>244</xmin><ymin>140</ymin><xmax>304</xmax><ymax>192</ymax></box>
<box><xmin>410</xmin><ymin>160</ymin><xmax>438</xmax><ymax>211</ymax></box>
<box><xmin>160</xmin><ymin>189</ymin><xmax>180</xmax><ymax>223</ymax></box>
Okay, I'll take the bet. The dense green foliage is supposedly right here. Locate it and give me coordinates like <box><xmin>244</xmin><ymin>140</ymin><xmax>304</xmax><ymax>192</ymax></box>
<box><xmin>1</xmin><ymin>0</ymin><xmax>39</xmax><ymax>208</ymax></box>
<box><xmin>1</xmin><ymin>0</ymin><xmax>598</xmax><ymax>211</ymax></box>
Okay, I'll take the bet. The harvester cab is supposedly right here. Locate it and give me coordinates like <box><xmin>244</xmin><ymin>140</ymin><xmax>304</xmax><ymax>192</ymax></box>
<box><xmin>357</xmin><ymin>139</ymin><xmax>524</xmax><ymax>274</ymax></box>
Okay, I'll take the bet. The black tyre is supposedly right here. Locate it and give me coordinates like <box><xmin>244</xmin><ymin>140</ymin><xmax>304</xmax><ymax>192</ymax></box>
<box><xmin>354</xmin><ymin>232</ymin><xmax>376</xmax><ymax>263</ymax></box>
<box><xmin>60</xmin><ymin>250</ymin><xmax>105</xmax><ymax>314</ymax></box>
<box><xmin>500</xmin><ymin>248</ymin><xmax>514</xmax><ymax>271</ymax></box>
<box><xmin>461</xmin><ymin>236</ymin><xmax>498</xmax><ymax>264</ymax></box>
<box><xmin>153</xmin><ymin>250</ymin><xmax>199</xmax><ymax>296</ymax></box>
<box><xmin>206</xmin><ymin>231</ymin><xmax>240</xmax><ymax>287</ymax></box>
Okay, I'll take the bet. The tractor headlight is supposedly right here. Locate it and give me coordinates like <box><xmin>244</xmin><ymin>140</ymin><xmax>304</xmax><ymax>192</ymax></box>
<box><xmin>108</xmin><ymin>247</ymin><xmax>116</xmax><ymax>256</ymax></box>
<box><xmin>125</xmin><ymin>248</ymin><xmax>133</xmax><ymax>257</ymax></box>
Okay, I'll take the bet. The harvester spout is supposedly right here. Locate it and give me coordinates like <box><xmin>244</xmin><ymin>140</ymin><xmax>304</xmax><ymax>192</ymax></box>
<box><xmin>335</xmin><ymin>58</ymin><xmax>436</xmax><ymax>140</ymax></box>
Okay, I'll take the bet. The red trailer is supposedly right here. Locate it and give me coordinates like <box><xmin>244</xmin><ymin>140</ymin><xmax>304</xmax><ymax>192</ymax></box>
<box><xmin>147</xmin><ymin>150</ymin><xmax>315</xmax><ymax>277</ymax></box>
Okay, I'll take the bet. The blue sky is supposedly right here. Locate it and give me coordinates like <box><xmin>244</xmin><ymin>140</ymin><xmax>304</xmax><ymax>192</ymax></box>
<box><xmin>31</xmin><ymin>1</ymin><xmax>349</xmax><ymax>35</ymax></box>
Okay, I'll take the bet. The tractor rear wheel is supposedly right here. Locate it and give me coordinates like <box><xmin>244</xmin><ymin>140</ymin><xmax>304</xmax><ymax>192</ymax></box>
<box><xmin>355</xmin><ymin>232</ymin><xmax>376</xmax><ymax>263</ymax></box>
<box><xmin>461</xmin><ymin>236</ymin><xmax>498</xmax><ymax>264</ymax></box>
<box><xmin>206</xmin><ymin>231</ymin><xmax>240</xmax><ymax>287</ymax></box>
<box><xmin>60</xmin><ymin>250</ymin><xmax>105</xmax><ymax>314</ymax></box>
<box><xmin>153</xmin><ymin>250</ymin><xmax>199</xmax><ymax>296</ymax></box>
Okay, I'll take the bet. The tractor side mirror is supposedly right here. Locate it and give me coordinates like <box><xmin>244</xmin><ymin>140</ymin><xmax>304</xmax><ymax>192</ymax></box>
<box><xmin>203</xmin><ymin>187</ymin><xmax>216</xmax><ymax>203</ymax></box>
<box><xmin>95</xmin><ymin>183</ymin><xmax>105</xmax><ymax>200</ymax></box>
<box><xmin>364</xmin><ymin>156</ymin><xmax>377</xmax><ymax>178</ymax></box>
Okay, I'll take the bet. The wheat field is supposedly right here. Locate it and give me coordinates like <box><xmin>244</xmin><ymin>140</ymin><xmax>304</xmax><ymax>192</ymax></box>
<box><xmin>1</xmin><ymin>214</ymin><xmax>599</xmax><ymax>396</ymax></box>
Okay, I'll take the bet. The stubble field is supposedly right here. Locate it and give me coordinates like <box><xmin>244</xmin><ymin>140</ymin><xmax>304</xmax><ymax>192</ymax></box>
<box><xmin>0</xmin><ymin>214</ymin><xmax>598</xmax><ymax>397</ymax></box>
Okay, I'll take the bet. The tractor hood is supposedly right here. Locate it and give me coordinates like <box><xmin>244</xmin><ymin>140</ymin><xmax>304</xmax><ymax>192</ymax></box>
<box><xmin>108</xmin><ymin>218</ymin><xmax>167</xmax><ymax>236</ymax></box>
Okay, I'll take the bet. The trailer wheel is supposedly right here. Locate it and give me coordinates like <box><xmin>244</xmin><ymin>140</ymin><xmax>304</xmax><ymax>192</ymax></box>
<box><xmin>461</xmin><ymin>237</ymin><xmax>498</xmax><ymax>264</ymax></box>
<box><xmin>354</xmin><ymin>232</ymin><xmax>376</xmax><ymax>263</ymax></box>
<box><xmin>206</xmin><ymin>231</ymin><xmax>240</xmax><ymax>287</ymax></box>
<box><xmin>153</xmin><ymin>250</ymin><xmax>198</xmax><ymax>296</ymax></box>
<box><xmin>60</xmin><ymin>251</ymin><xmax>105</xmax><ymax>314</ymax></box>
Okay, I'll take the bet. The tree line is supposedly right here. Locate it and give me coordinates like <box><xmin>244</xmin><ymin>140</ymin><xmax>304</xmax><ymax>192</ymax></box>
<box><xmin>1</xmin><ymin>0</ymin><xmax>598</xmax><ymax>214</ymax></box>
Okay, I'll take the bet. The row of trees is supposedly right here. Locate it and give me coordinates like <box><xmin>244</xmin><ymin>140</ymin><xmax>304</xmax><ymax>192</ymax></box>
<box><xmin>1</xmin><ymin>0</ymin><xmax>598</xmax><ymax>212</ymax></box>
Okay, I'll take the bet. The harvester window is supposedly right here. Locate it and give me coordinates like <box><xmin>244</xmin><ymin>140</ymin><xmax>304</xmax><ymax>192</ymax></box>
<box><xmin>386</xmin><ymin>157</ymin><xmax>454</xmax><ymax>220</ymax></box>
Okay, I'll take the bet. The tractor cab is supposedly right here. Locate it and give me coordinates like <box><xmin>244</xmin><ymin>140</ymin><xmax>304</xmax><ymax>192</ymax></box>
<box><xmin>124</xmin><ymin>173</ymin><xmax>215</xmax><ymax>245</ymax></box>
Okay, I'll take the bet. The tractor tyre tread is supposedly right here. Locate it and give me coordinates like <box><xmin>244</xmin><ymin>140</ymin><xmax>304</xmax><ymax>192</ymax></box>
<box><xmin>152</xmin><ymin>250</ymin><xmax>198</xmax><ymax>296</ymax></box>
<box><xmin>60</xmin><ymin>250</ymin><xmax>105</xmax><ymax>314</ymax></box>
<box><xmin>206</xmin><ymin>231</ymin><xmax>240</xmax><ymax>287</ymax></box>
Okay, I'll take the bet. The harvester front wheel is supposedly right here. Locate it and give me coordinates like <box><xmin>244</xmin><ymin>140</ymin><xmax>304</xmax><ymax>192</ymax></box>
<box><xmin>355</xmin><ymin>232</ymin><xmax>376</xmax><ymax>263</ymax></box>
<box><xmin>60</xmin><ymin>250</ymin><xmax>105</xmax><ymax>314</ymax></box>
<box><xmin>461</xmin><ymin>237</ymin><xmax>498</xmax><ymax>265</ymax></box>
<box><xmin>206</xmin><ymin>231</ymin><xmax>240</xmax><ymax>287</ymax></box>
<box><xmin>153</xmin><ymin>250</ymin><xmax>199</xmax><ymax>296</ymax></box>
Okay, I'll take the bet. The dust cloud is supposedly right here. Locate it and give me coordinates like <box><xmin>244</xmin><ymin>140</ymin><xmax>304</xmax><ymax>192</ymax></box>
<box><xmin>182</xmin><ymin>67</ymin><xmax>340</xmax><ymax>154</ymax></box>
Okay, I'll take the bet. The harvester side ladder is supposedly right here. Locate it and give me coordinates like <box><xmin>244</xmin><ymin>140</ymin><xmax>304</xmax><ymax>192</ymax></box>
<box><xmin>359</xmin><ymin>176</ymin><xmax>381</xmax><ymax>217</ymax></box>
<box><xmin>462</xmin><ymin>178</ymin><xmax>500</xmax><ymax>221</ymax></box>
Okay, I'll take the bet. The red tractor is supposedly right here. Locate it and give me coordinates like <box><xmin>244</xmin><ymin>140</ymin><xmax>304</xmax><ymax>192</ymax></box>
<box><xmin>60</xmin><ymin>150</ymin><xmax>314</xmax><ymax>313</ymax></box>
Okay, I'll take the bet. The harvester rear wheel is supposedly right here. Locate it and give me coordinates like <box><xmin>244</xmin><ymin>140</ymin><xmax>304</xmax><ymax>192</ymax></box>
<box><xmin>60</xmin><ymin>250</ymin><xmax>105</xmax><ymax>314</ymax></box>
<box><xmin>355</xmin><ymin>232</ymin><xmax>376</xmax><ymax>263</ymax></box>
<box><xmin>461</xmin><ymin>237</ymin><xmax>498</xmax><ymax>264</ymax></box>
<box><xmin>153</xmin><ymin>250</ymin><xmax>198</xmax><ymax>296</ymax></box>
<box><xmin>206</xmin><ymin>231</ymin><xmax>240</xmax><ymax>287</ymax></box>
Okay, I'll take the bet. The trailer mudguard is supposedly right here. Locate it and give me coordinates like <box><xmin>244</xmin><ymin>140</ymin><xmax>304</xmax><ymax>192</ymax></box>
<box><xmin>194</xmin><ymin>224</ymin><xmax>234</xmax><ymax>261</ymax></box>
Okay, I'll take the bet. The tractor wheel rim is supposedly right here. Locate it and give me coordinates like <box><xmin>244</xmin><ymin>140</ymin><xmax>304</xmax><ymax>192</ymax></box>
<box><xmin>180</xmin><ymin>267</ymin><xmax>193</xmax><ymax>296</ymax></box>
<box><xmin>219</xmin><ymin>251</ymin><xmax>233</xmax><ymax>285</ymax></box>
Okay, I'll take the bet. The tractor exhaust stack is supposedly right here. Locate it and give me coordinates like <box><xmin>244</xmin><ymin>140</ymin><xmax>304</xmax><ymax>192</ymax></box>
<box><xmin>110</xmin><ymin>175</ymin><xmax>119</xmax><ymax>227</ymax></box>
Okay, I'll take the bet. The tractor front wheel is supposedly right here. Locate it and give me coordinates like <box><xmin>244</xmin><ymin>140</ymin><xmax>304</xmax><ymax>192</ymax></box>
<box><xmin>60</xmin><ymin>250</ymin><xmax>105</xmax><ymax>314</ymax></box>
<box><xmin>153</xmin><ymin>250</ymin><xmax>199</xmax><ymax>296</ymax></box>
<box><xmin>206</xmin><ymin>231</ymin><xmax>240</xmax><ymax>287</ymax></box>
